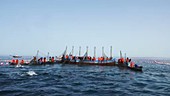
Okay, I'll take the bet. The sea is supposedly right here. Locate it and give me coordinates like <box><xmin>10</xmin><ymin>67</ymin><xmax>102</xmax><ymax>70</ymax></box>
<box><xmin>0</xmin><ymin>56</ymin><xmax>170</xmax><ymax>96</ymax></box>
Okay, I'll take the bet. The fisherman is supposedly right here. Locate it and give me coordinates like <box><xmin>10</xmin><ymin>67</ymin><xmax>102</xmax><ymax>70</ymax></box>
<box><xmin>40</xmin><ymin>57</ymin><xmax>43</xmax><ymax>64</ymax></box>
<box><xmin>73</xmin><ymin>56</ymin><xmax>76</xmax><ymax>62</ymax></box>
<box><xmin>130</xmin><ymin>62</ymin><xmax>135</xmax><ymax>68</ymax></box>
<box><xmin>52</xmin><ymin>57</ymin><xmax>54</xmax><ymax>63</ymax></box>
<box><xmin>98</xmin><ymin>57</ymin><xmax>100</xmax><ymax>63</ymax></box>
<box><xmin>43</xmin><ymin>57</ymin><xmax>46</xmax><ymax>63</ymax></box>
<box><xmin>21</xmin><ymin>59</ymin><xmax>24</xmax><ymax>64</ymax></box>
<box><xmin>129</xmin><ymin>58</ymin><xmax>131</xmax><ymax>62</ymax></box>
<box><xmin>61</xmin><ymin>55</ymin><xmax>65</xmax><ymax>62</ymax></box>
<box><xmin>33</xmin><ymin>56</ymin><xmax>37</xmax><ymax>64</ymax></box>
<box><xmin>38</xmin><ymin>59</ymin><xmax>40</xmax><ymax>64</ymax></box>
<box><xmin>106</xmin><ymin>57</ymin><xmax>109</xmax><ymax>60</ymax></box>
<box><xmin>12</xmin><ymin>59</ymin><xmax>15</xmax><ymax>64</ymax></box>
<box><xmin>121</xmin><ymin>58</ymin><xmax>124</xmax><ymax>63</ymax></box>
<box><xmin>16</xmin><ymin>59</ymin><xmax>19</xmax><ymax>64</ymax></box>
<box><xmin>65</xmin><ymin>55</ymin><xmax>69</xmax><ymax>60</ymax></box>
<box><xmin>49</xmin><ymin>57</ymin><xmax>52</xmax><ymax>62</ymax></box>
<box><xmin>92</xmin><ymin>57</ymin><xmax>96</xmax><ymax>61</ymax></box>
<box><xmin>126</xmin><ymin>57</ymin><xmax>129</xmax><ymax>63</ymax></box>
<box><xmin>101</xmin><ymin>57</ymin><xmax>104</xmax><ymax>63</ymax></box>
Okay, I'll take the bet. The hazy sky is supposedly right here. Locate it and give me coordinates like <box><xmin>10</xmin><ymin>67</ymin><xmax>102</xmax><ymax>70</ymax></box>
<box><xmin>0</xmin><ymin>0</ymin><xmax>170</xmax><ymax>57</ymax></box>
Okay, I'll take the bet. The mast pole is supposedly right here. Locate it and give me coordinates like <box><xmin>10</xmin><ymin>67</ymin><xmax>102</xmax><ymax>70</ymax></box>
<box><xmin>47</xmin><ymin>52</ymin><xmax>49</xmax><ymax>61</ymax></box>
<box><xmin>94</xmin><ymin>46</ymin><xmax>96</xmax><ymax>57</ymax></box>
<box><xmin>110</xmin><ymin>46</ymin><xmax>112</xmax><ymax>58</ymax></box>
<box><xmin>36</xmin><ymin>50</ymin><xmax>39</xmax><ymax>62</ymax></box>
<box><xmin>120</xmin><ymin>50</ymin><xmax>122</xmax><ymax>58</ymax></box>
<box><xmin>102</xmin><ymin>46</ymin><xmax>104</xmax><ymax>57</ymax></box>
<box><xmin>79</xmin><ymin>46</ymin><xmax>81</xmax><ymax>56</ymax></box>
<box><xmin>65</xmin><ymin>46</ymin><xmax>67</xmax><ymax>56</ymax></box>
<box><xmin>86</xmin><ymin>46</ymin><xmax>88</xmax><ymax>56</ymax></box>
<box><xmin>72</xmin><ymin>46</ymin><xmax>74</xmax><ymax>56</ymax></box>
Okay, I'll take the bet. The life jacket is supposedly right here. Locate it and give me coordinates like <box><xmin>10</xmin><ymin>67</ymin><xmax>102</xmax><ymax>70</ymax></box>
<box><xmin>12</xmin><ymin>59</ymin><xmax>15</xmax><ymax>63</ymax></box>
<box><xmin>101</xmin><ymin>57</ymin><xmax>104</xmax><ymax>61</ymax></box>
<box><xmin>98</xmin><ymin>57</ymin><xmax>100</xmax><ymax>61</ymax></box>
<box><xmin>16</xmin><ymin>59</ymin><xmax>19</xmax><ymax>64</ymax></box>
<box><xmin>66</xmin><ymin>55</ymin><xmax>69</xmax><ymax>59</ymax></box>
<box><xmin>121</xmin><ymin>58</ymin><xmax>124</xmax><ymax>63</ymax></box>
<box><xmin>130</xmin><ymin>62</ymin><xmax>134</xmax><ymax>68</ymax></box>
<box><xmin>118</xmin><ymin>59</ymin><xmax>122</xmax><ymax>63</ymax></box>
<box><xmin>106</xmin><ymin>57</ymin><xmax>109</xmax><ymax>60</ymax></box>
<box><xmin>52</xmin><ymin>57</ymin><xmax>54</xmax><ymax>63</ymax></box>
<box><xmin>93</xmin><ymin>57</ymin><xmax>96</xmax><ymax>61</ymax></box>
<box><xmin>44</xmin><ymin>58</ymin><xmax>46</xmax><ymax>63</ymax></box>
<box><xmin>126</xmin><ymin>58</ymin><xmax>129</xmax><ymax>62</ymax></box>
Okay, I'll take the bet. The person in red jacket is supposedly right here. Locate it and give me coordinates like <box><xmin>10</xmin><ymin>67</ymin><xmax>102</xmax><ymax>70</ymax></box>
<box><xmin>21</xmin><ymin>60</ymin><xmax>24</xmax><ymax>64</ymax></box>
<box><xmin>52</xmin><ymin>57</ymin><xmax>54</xmax><ymax>63</ymax></box>
<box><xmin>16</xmin><ymin>59</ymin><xmax>19</xmax><ymax>64</ymax></box>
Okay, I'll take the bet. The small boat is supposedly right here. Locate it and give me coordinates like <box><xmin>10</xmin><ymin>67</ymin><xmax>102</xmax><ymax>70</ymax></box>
<box><xmin>12</xmin><ymin>55</ymin><xmax>22</xmax><ymax>58</ymax></box>
<box><xmin>117</xmin><ymin>62</ymin><xmax>143</xmax><ymax>71</ymax></box>
<box><xmin>127</xmin><ymin>66</ymin><xmax>143</xmax><ymax>71</ymax></box>
<box><xmin>9</xmin><ymin>62</ymin><xmax>29</xmax><ymax>65</ymax></box>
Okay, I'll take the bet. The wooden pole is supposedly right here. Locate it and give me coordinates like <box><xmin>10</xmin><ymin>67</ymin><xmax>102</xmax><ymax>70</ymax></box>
<box><xmin>110</xmin><ymin>46</ymin><xmax>112</xmax><ymax>58</ymax></box>
<box><xmin>94</xmin><ymin>46</ymin><xmax>96</xmax><ymax>57</ymax></box>
<box><xmin>72</xmin><ymin>46</ymin><xmax>74</xmax><ymax>55</ymax></box>
<box><xmin>36</xmin><ymin>50</ymin><xmax>39</xmax><ymax>62</ymax></box>
<box><xmin>120</xmin><ymin>50</ymin><xmax>122</xmax><ymax>58</ymax></box>
<box><xmin>102</xmin><ymin>46</ymin><xmax>104</xmax><ymax>57</ymax></box>
<box><xmin>86</xmin><ymin>46</ymin><xmax>88</xmax><ymax>56</ymax></box>
<box><xmin>79</xmin><ymin>46</ymin><xmax>81</xmax><ymax>56</ymax></box>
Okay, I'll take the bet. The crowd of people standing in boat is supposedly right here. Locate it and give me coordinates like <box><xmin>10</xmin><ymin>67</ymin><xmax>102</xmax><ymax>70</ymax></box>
<box><xmin>32</xmin><ymin>56</ymin><xmax>55</xmax><ymax>64</ymax></box>
<box><xmin>9</xmin><ymin>52</ymin><xmax>138</xmax><ymax>69</ymax></box>
<box><xmin>62</xmin><ymin>54</ymin><xmax>115</xmax><ymax>63</ymax></box>
<box><xmin>11</xmin><ymin>59</ymin><xmax>25</xmax><ymax>64</ymax></box>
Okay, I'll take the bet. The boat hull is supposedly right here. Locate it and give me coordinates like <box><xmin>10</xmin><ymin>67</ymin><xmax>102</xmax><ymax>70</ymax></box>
<box><xmin>61</xmin><ymin>60</ymin><xmax>143</xmax><ymax>72</ymax></box>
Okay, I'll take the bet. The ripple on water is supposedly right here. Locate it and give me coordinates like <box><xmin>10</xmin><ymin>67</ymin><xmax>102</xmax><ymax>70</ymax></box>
<box><xmin>0</xmin><ymin>62</ymin><xmax>170</xmax><ymax>96</ymax></box>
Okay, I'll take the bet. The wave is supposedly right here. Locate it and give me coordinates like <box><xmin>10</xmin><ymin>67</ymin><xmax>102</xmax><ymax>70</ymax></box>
<box><xmin>15</xmin><ymin>64</ymin><xmax>24</xmax><ymax>68</ymax></box>
<box><xmin>26</xmin><ymin>71</ymin><xmax>37</xmax><ymax>76</ymax></box>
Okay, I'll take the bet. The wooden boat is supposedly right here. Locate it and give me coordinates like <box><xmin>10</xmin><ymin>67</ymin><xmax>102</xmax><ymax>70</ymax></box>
<box><xmin>60</xmin><ymin>59</ymin><xmax>143</xmax><ymax>72</ymax></box>
<box><xmin>9</xmin><ymin>62</ymin><xmax>29</xmax><ymax>65</ymax></box>
<box><xmin>117</xmin><ymin>62</ymin><xmax>143</xmax><ymax>71</ymax></box>
<box><xmin>9</xmin><ymin>61</ymin><xmax>58</xmax><ymax>65</ymax></box>
<box><xmin>12</xmin><ymin>55</ymin><xmax>22</xmax><ymax>58</ymax></box>
<box><xmin>59</xmin><ymin>46</ymin><xmax>143</xmax><ymax>72</ymax></box>
<box><xmin>127</xmin><ymin>66</ymin><xmax>143</xmax><ymax>71</ymax></box>
<box><xmin>68</xmin><ymin>60</ymin><xmax>116</xmax><ymax>66</ymax></box>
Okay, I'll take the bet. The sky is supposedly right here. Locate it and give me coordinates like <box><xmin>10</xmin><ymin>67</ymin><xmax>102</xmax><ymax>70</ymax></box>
<box><xmin>0</xmin><ymin>0</ymin><xmax>170</xmax><ymax>57</ymax></box>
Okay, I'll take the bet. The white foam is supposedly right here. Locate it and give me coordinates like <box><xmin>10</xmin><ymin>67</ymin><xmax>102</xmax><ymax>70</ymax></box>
<box><xmin>16</xmin><ymin>64</ymin><xmax>24</xmax><ymax>68</ymax></box>
<box><xmin>155</xmin><ymin>60</ymin><xmax>170</xmax><ymax>65</ymax></box>
<box><xmin>27</xmin><ymin>71</ymin><xmax>37</xmax><ymax>76</ymax></box>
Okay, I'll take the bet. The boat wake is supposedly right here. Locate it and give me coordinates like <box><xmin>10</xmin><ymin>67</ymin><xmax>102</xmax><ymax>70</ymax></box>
<box><xmin>26</xmin><ymin>71</ymin><xmax>37</xmax><ymax>76</ymax></box>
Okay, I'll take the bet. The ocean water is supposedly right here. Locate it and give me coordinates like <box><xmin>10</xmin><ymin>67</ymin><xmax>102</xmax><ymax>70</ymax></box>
<box><xmin>0</xmin><ymin>57</ymin><xmax>170</xmax><ymax>96</ymax></box>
